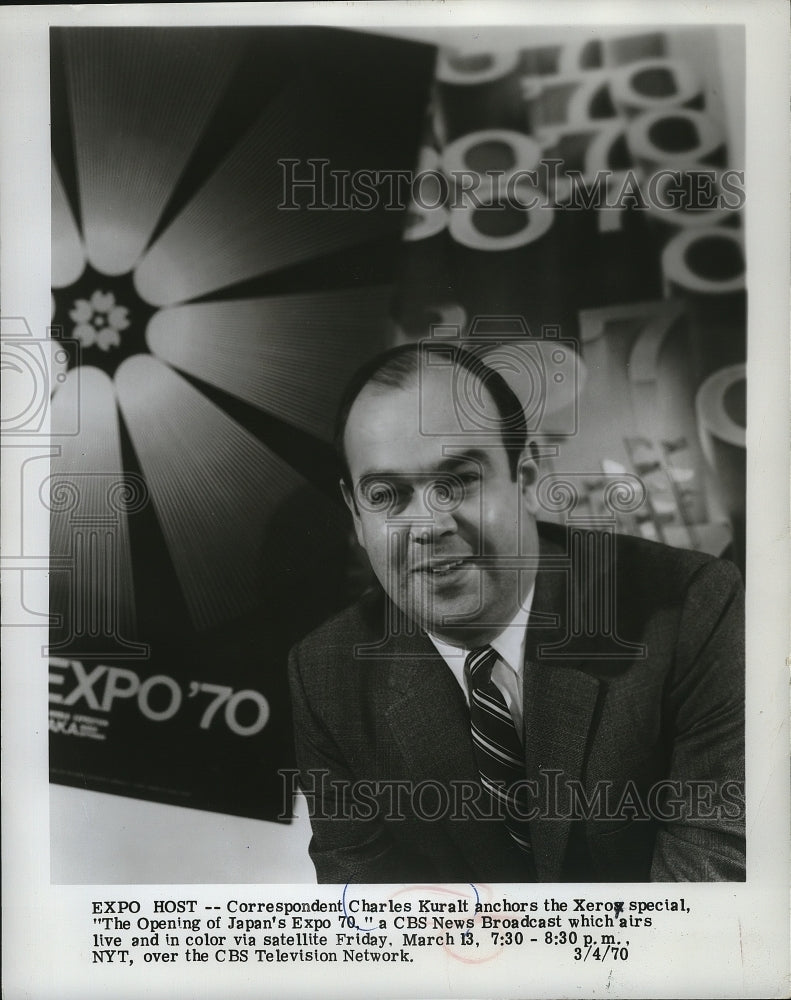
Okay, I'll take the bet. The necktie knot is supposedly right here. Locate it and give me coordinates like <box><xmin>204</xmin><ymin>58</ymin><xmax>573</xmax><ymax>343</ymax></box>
<box><xmin>465</xmin><ymin>645</ymin><xmax>499</xmax><ymax>689</ymax></box>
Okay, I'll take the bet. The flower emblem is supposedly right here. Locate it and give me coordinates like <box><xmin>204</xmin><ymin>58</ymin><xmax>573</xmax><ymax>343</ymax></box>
<box><xmin>69</xmin><ymin>289</ymin><xmax>131</xmax><ymax>351</ymax></box>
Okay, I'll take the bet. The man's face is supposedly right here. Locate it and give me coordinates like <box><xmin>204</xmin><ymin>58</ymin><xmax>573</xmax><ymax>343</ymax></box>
<box><xmin>341</xmin><ymin>367</ymin><xmax>539</xmax><ymax>647</ymax></box>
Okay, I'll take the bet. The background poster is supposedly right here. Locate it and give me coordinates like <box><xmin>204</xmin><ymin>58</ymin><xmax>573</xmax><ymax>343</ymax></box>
<box><xmin>47</xmin><ymin>23</ymin><xmax>435</xmax><ymax>823</ymax></box>
<box><xmin>2</xmin><ymin>3</ymin><xmax>789</xmax><ymax>999</ymax></box>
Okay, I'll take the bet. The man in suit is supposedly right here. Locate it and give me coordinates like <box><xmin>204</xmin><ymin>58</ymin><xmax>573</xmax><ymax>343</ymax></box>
<box><xmin>288</xmin><ymin>343</ymin><xmax>745</xmax><ymax>883</ymax></box>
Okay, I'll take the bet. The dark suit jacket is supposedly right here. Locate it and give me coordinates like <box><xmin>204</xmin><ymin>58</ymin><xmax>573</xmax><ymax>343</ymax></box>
<box><xmin>288</xmin><ymin>523</ymin><xmax>745</xmax><ymax>883</ymax></box>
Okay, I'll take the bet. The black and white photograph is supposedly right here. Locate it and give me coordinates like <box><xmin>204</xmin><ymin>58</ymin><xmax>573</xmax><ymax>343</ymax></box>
<box><xmin>1</xmin><ymin>3</ymin><xmax>788</xmax><ymax>998</ymax></box>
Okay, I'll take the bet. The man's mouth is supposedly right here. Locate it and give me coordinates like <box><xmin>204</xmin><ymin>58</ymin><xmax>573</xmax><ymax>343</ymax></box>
<box><xmin>415</xmin><ymin>557</ymin><xmax>472</xmax><ymax>576</ymax></box>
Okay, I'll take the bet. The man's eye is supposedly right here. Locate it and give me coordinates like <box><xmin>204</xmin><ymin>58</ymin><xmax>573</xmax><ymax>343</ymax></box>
<box><xmin>426</xmin><ymin>473</ymin><xmax>471</xmax><ymax>510</ymax></box>
<box><xmin>364</xmin><ymin>483</ymin><xmax>390</xmax><ymax>507</ymax></box>
<box><xmin>448</xmin><ymin>471</ymin><xmax>480</xmax><ymax>495</ymax></box>
<box><xmin>359</xmin><ymin>480</ymin><xmax>408</xmax><ymax>512</ymax></box>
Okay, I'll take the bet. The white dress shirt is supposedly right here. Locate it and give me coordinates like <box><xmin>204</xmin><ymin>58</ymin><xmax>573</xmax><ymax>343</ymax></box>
<box><xmin>426</xmin><ymin>584</ymin><xmax>535</xmax><ymax>740</ymax></box>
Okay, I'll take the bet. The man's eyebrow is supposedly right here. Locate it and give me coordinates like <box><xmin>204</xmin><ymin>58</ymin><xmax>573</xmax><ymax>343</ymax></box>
<box><xmin>353</xmin><ymin>450</ymin><xmax>494</xmax><ymax>484</ymax></box>
<box><xmin>355</xmin><ymin>450</ymin><xmax>493</xmax><ymax>480</ymax></box>
<box><xmin>355</xmin><ymin>469</ymin><xmax>404</xmax><ymax>482</ymax></box>
<box><xmin>437</xmin><ymin>449</ymin><xmax>493</xmax><ymax>468</ymax></box>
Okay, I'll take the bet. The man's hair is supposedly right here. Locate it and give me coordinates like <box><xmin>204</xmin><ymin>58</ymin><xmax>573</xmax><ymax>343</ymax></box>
<box><xmin>334</xmin><ymin>342</ymin><xmax>528</xmax><ymax>485</ymax></box>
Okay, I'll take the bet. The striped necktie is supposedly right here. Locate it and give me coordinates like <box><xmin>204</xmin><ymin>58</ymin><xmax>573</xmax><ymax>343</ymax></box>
<box><xmin>465</xmin><ymin>645</ymin><xmax>536</xmax><ymax>873</ymax></box>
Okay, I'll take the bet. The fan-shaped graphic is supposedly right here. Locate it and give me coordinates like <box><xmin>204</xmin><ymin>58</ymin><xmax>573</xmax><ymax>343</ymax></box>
<box><xmin>50</xmin><ymin>27</ymin><xmax>426</xmax><ymax>646</ymax></box>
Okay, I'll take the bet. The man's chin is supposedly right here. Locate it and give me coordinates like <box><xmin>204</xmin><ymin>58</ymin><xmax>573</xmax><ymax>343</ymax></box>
<box><xmin>401</xmin><ymin>588</ymin><xmax>485</xmax><ymax>639</ymax></box>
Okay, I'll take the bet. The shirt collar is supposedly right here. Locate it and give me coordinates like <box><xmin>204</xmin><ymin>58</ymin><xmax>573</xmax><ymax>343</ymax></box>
<box><xmin>426</xmin><ymin>583</ymin><xmax>535</xmax><ymax>674</ymax></box>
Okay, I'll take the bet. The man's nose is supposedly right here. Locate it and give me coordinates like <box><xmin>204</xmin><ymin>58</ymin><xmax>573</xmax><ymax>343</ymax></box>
<box><xmin>407</xmin><ymin>486</ymin><xmax>459</xmax><ymax>542</ymax></box>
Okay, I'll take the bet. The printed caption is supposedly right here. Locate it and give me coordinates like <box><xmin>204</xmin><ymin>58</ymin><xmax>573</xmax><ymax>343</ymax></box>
<box><xmin>89</xmin><ymin>889</ymin><xmax>692</xmax><ymax>967</ymax></box>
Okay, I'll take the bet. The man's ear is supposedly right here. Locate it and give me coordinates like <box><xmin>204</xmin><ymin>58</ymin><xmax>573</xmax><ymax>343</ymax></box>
<box><xmin>519</xmin><ymin>451</ymin><xmax>540</xmax><ymax>516</ymax></box>
<box><xmin>340</xmin><ymin>478</ymin><xmax>365</xmax><ymax>548</ymax></box>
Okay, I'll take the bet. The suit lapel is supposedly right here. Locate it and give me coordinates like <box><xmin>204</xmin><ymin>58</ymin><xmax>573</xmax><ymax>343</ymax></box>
<box><xmin>523</xmin><ymin>529</ymin><xmax>607</xmax><ymax>880</ymax></box>
<box><xmin>380</xmin><ymin>631</ymin><xmax>472</xmax><ymax>789</ymax></box>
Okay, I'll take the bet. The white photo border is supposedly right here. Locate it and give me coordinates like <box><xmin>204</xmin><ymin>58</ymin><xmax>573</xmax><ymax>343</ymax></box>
<box><xmin>1</xmin><ymin>2</ymin><xmax>788</xmax><ymax>998</ymax></box>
